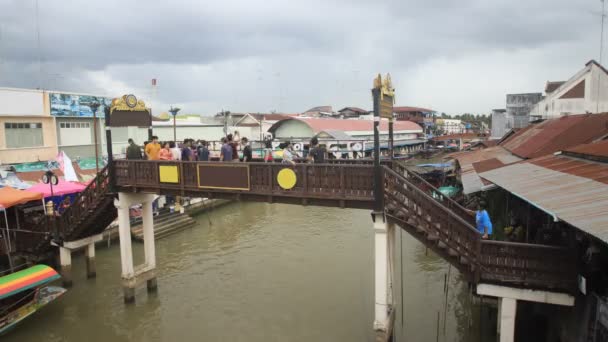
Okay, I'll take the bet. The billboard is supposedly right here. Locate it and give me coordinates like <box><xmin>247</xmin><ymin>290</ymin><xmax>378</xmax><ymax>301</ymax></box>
<box><xmin>49</xmin><ymin>93</ymin><xmax>112</xmax><ymax>117</ymax></box>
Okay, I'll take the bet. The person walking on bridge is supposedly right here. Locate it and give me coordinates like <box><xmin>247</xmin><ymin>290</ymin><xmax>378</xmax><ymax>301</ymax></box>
<box><xmin>126</xmin><ymin>138</ymin><xmax>142</xmax><ymax>160</ymax></box>
<box><xmin>241</xmin><ymin>137</ymin><xmax>252</xmax><ymax>162</ymax></box>
<box><xmin>220</xmin><ymin>137</ymin><xmax>233</xmax><ymax>161</ymax></box>
<box><xmin>475</xmin><ymin>201</ymin><xmax>492</xmax><ymax>239</ymax></box>
<box><xmin>159</xmin><ymin>142</ymin><xmax>174</xmax><ymax>160</ymax></box>
<box><xmin>307</xmin><ymin>137</ymin><xmax>326</xmax><ymax>163</ymax></box>
<box><xmin>145</xmin><ymin>136</ymin><xmax>161</xmax><ymax>160</ymax></box>
<box><xmin>281</xmin><ymin>141</ymin><xmax>296</xmax><ymax>165</ymax></box>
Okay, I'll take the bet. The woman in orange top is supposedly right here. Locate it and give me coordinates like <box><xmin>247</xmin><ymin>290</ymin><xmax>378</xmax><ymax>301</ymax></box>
<box><xmin>159</xmin><ymin>142</ymin><xmax>174</xmax><ymax>160</ymax></box>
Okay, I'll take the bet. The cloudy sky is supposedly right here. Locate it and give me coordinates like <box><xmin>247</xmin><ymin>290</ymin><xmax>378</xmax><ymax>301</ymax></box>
<box><xmin>0</xmin><ymin>0</ymin><xmax>603</xmax><ymax>115</ymax></box>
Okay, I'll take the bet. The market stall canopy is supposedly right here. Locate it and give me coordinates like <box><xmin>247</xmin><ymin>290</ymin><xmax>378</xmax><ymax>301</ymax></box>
<box><xmin>0</xmin><ymin>186</ymin><xmax>43</xmax><ymax>209</ymax></box>
<box><xmin>25</xmin><ymin>180</ymin><xmax>86</xmax><ymax>198</ymax></box>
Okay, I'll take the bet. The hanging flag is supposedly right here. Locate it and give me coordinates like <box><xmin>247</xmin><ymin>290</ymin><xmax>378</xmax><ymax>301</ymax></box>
<box><xmin>152</xmin><ymin>78</ymin><xmax>157</xmax><ymax>86</ymax></box>
<box><xmin>56</xmin><ymin>151</ymin><xmax>79</xmax><ymax>182</ymax></box>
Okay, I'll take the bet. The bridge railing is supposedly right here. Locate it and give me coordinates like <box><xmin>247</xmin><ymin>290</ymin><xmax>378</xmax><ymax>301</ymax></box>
<box><xmin>383</xmin><ymin>166</ymin><xmax>481</xmax><ymax>267</ymax></box>
<box><xmin>57</xmin><ymin>166</ymin><xmax>111</xmax><ymax>239</ymax></box>
<box><xmin>391</xmin><ymin>161</ymin><xmax>474</xmax><ymax>226</ymax></box>
<box><xmin>479</xmin><ymin>240</ymin><xmax>577</xmax><ymax>292</ymax></box>
<box><xmin>383</xmin><ymin>165</ymin><xmax>577</xmax><ymax>292</ymax></box>
<box><xmin>114</xmin><ymin>160</ymin><xmax>375</xmax><ymax>202</ymax></box>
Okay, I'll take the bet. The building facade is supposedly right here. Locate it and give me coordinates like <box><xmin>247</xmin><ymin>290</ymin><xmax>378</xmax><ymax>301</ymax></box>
<box><xmin>0</xmin><ymin>88</ymin><xmax>58</xmax><ymax>164</ymax></box>
<box><xmin>530</xmin><ymin>60</ymin><xmax>608</xmax><ymax>119</ymax></box>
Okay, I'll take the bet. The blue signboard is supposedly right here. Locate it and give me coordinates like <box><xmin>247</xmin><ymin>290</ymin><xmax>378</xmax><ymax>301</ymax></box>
<box><xmin>49</xmin><ymin>93</ymin><xmax>112</xmax><ymax>117</ymax></box>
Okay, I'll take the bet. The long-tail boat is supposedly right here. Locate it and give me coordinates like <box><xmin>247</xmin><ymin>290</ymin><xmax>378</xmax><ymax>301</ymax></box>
<box><xmin>0</xmin><ymin>265</ymin><xmax>66</xmax><ymax>335</ymax></box>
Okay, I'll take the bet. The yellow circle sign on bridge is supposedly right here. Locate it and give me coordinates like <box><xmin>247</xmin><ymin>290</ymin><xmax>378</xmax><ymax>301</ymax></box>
<box><xmin>277</xmin><ymin>168</ymin><xmax>297</xmax><ymax>190</ymax></box>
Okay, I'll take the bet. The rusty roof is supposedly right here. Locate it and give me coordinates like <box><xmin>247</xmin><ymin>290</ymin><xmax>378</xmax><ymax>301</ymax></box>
<box><xmin>448</xmin><ymin>146</ymin><xmax>522</xmax><ymax>194</ymax></box>
<box><xmin>563</xmin><ymin>139</ymin><xmax>608</xmax><ymax>159</ymax></box>
<box><xmin>479</xmin><ymin>154</ymin><xmax>608</xmax><ymax>241</ymax></box>
<box><xmin>500</xmin><ymin>113</ymin><xmax>608</xmax><ymax>159</ymax></box>
<box><xmin>545</xmin><ymin>81</ymin><xmax>565</xmax><ymax>94</ymax></box>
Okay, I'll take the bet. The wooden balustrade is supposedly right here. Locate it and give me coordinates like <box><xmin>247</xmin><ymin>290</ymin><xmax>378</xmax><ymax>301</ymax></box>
<box><xmin>73</xmin><ymin>159</ymin><xmax>579</xmax><ymax>292</ymax></box>
<box><xmin>383</xmin><ymin>167</ymin><xmax>480</xmax><ymax>267</ymax></box>
<box><xmin>383</xmin><ymin>165</ymin><xmax>577</xmax><ymax>292</ymax></box>
<box><xmin>391</xmin><ymin>161</ymin><xmax>475</xmax><ymax>226</ymax></box>
<box><xmin>114</xmin><ymin>160</ymin><xmax>375</xmax><ymax>207</ymax></box>
<box><xmin>479</xmin><ymin>240</ymin><xmax>577</xmax><ymax>292</ymax></box>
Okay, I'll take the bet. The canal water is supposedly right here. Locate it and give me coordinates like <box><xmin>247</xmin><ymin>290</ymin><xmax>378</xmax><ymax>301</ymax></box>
<box><xmin>4</xmin><ymin>202</ymin><xmax>492</xmax><ymax>342</ymax></box>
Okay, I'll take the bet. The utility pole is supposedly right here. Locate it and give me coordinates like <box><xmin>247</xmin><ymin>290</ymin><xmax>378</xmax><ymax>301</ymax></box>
<box><xmin>90</xmin><ymin>101</ymin><xmax>101</xmax><ymax>176</ymax></box>
<box><xmin>169</xmin><ymin>106</ymin><xmax>181</xmax><ymax>143</ymax></box>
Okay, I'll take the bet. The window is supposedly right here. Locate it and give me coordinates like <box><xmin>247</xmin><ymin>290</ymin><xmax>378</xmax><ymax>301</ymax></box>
<box><xmin>60</xmin><ymin>122</ymin><xmax>91</xmax><ymax>128</ymax></box>
<box><xmin>4</xmin><ymin>122</ymin><xmax>44</xmax><ymax>148</ymax></box>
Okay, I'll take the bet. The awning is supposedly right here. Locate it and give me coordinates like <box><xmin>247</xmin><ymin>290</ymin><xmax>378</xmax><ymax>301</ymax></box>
<box><xmin>25</xmin><ymin>179</ymin><xmax>86</xmax><ymax>198</ymax></box>
<box><xmin>479</xmin><ymin>154</ymin><xmax>608</xmax><ymax>241</ymax></box>
<box><xmin>0</xmin><ymin>186</ymin><xmax>43</xmax><ymax>209</ymax></box>
<box><xmin>0</xmin><ymin>265</ymin><xmax>60</xmax><ymax>299</ymax></box>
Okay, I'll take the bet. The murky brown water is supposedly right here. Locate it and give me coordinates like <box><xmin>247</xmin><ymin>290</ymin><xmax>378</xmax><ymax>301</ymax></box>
<box><xmin>3</xmin><ymin>202</ymin><xmax>490</xmax><ymax>341</ymax></box>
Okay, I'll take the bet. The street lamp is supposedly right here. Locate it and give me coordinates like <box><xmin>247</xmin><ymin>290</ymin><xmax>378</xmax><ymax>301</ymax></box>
<box><xmin>89</xmin><ymin>101</ymin><xmax>101</xmax><ymax>175</ymax></box>
<box><xmin>169</xmin><ymin>106</ymin><xmax>181</xmax><ymax>143</ymax></box>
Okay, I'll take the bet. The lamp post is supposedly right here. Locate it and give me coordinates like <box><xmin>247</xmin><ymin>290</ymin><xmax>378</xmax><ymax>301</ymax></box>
<box><xmin>90</xmin><ymin>101</ymin><xmax>101</xmax><ymax>175</ymax></box>
<box><xmin>169</xmin><ymin>106</ymin><xmax>181</xmax><ymax>143</ymax></box>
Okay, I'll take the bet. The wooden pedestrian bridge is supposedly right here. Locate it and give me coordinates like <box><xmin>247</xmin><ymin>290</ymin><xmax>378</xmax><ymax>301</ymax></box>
<box><xmin>109</xmin><ymin>159</ymin><xmax>576</xmax><ymax>293</ymax></box>
<box><xmin>11</xmin><ymin>158</ymin><xmax>570</xmax><ymax>291</ymax></box>
<box><xmin>7</xmin><ymin>158</ymin><xmax>577</xmax><ymax>341</ymax></box>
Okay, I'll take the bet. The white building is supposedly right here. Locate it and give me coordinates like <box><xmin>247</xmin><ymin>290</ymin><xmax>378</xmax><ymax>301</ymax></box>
<box><xmin>439</xmin><ymin>119</ymin><xmax>465</xmax><ymax>134</ymax></box>
<box><xmin>530</xmin><ymin>60</ymin><xmax>608</xmax><ymax>119</ymax></box>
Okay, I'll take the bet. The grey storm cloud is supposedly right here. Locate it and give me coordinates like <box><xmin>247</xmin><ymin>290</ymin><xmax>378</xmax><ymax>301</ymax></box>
<box><xmin>0</xmin><ymin>0</ymin><xmax>603</xmax><ymax>114</ymax></box>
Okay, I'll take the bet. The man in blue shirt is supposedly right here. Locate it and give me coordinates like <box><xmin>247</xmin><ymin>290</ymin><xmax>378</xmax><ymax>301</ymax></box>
<box><xmin>220</xmin><ymin>137</ymin><xmax>233</xmax><ymax>161</ymax></box>
<box><xmin>476</xmin><ymin>201</ymin><xmax>492</xmax><ymax>239</ymax></box>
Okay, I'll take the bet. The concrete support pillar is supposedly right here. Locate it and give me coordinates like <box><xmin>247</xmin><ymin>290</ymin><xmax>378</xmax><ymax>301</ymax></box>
<box><xmin>116</xmin><ymin>194</ymin><xmax>135</xmax><ymax>303</ymax></box>
<box><xmin>372</xmin><ymin>211</ymin><xmax>393</xmax><ymax>341</ymax></box>
<box><xmin>477</xmin><ymin>283</ymin><xmax>575</xmax><ymax>342</ymax></box>
<box><xmin>85</xmin><ymin>242</ymin><xmax>96</xmax><ymax>278</ymax></box>
<box><xmin>499</xmin><ymin>298</ymin><xmax>516</xmax><ymax>342</ymax></box>
<box><xmin>59</xmin><ymin>246</ymin><xmax>72</xmax><ymax>288</ymax></box>
<box><xmin>142</xmin><ymin>200</ymin><xmax>157</xmax><ymax>293</ymax></box>
<box><xmin>116</xmin><ymin>193</ymin><xmax>158</xmax><ymax>303</ymax></box>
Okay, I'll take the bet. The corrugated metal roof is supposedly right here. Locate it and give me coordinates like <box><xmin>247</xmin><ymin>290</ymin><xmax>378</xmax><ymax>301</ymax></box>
<box><xmin>479</xmin><ymin>155</ymin><xmax>608</xmax><ymax>242</ymax></box>
<box><xmin>448</xmin><ymin>146</ymin><xmax>522</xmax><ymax>194</ymax></box>
<box><xmin>500</xmin><ymin>113</ymin><xmax>608</xmax><ymax>159</ymax></box>
<box><xmin>564</xmin><ymin>139</ymin><xmax>608</xmax><ymax>158</ymax></box>
<box><xmin>530</xmin><ymin>154</ymin><xmax>608</xmax><ymax>185</ymax></box>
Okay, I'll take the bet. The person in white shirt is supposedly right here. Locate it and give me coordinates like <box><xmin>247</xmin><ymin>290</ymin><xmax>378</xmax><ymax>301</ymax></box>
<box><xmin>170</xmin><ymin>141</ymin><xmax>182</xmax><ymax>160</ymax></box>
<box><xmin>281</xmin><ymin>141</ymin><xmax>296</xmax><ymax>165</ymax></box>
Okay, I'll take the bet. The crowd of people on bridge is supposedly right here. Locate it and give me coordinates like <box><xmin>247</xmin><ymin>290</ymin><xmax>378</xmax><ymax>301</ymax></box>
<box><xmin>125</xmin><ymin>132</ymin><xmax>328</xmax><ymax>164</ymax></box>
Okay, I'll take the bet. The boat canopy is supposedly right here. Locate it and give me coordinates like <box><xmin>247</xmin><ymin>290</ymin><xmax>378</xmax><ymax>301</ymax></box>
<box><xmin>0</xmin><ymin>265</ymin><xmax>60</xmax><ymax>299</ymax></box>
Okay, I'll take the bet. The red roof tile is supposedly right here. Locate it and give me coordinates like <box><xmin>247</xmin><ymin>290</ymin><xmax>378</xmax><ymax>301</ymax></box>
<box><xmin>500</xmin><ymin>113</ymin><xmax>608</xmax><ymax>159</ymax></box>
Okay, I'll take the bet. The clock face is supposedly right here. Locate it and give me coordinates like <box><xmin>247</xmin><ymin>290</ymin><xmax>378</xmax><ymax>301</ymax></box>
<box><xmin>42</xmin><ymin>174</ymin><xmax>49</xmax><ymax>184</ymax></box>
<box><xmin>126</xmin><ymin>94</ymin><xmax>138</xmax><ymax>108</ymax></box>
<box><xmin>51</xmin><ymin>175</ymin><xmax>59</xmax><ymax>186</ymax></box>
